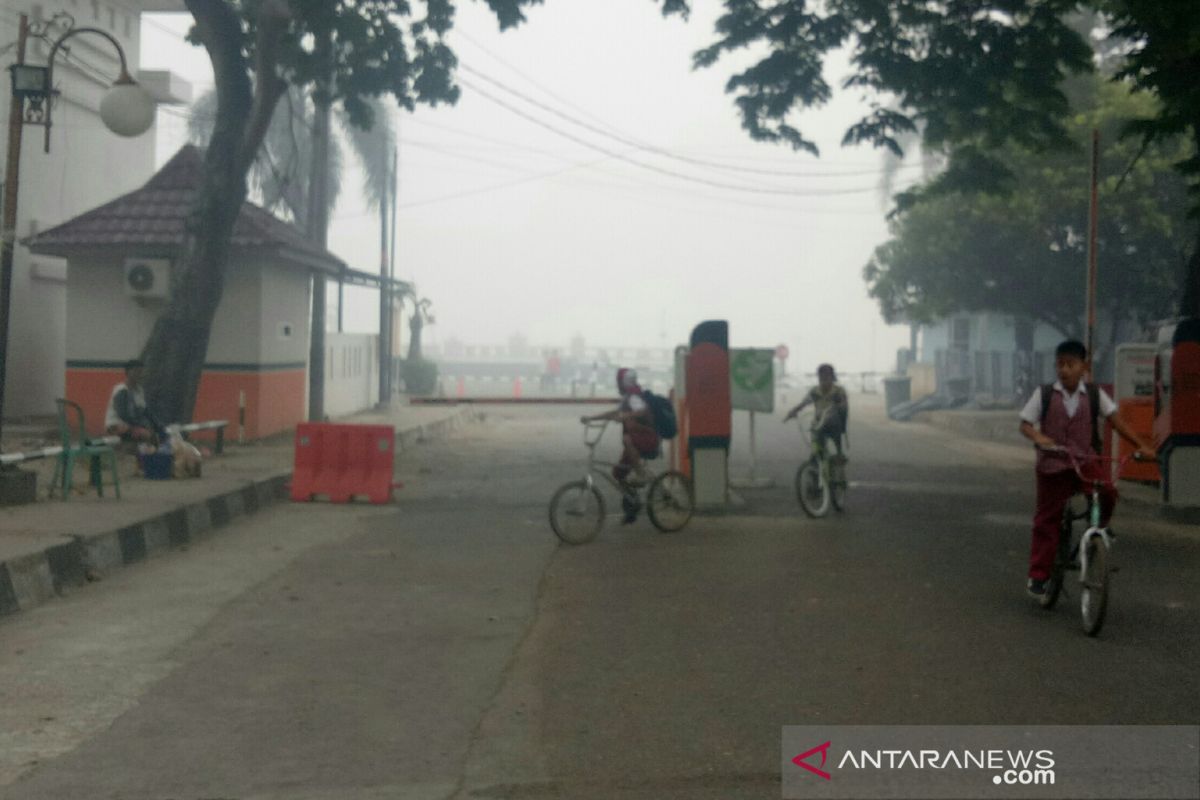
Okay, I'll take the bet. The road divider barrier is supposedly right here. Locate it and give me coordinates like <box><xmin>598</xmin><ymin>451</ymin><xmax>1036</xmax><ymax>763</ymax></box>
<box><xmin>290</xmin><ymin>423</ymin><xmax>396</xmax><ymax>504</ymax></box>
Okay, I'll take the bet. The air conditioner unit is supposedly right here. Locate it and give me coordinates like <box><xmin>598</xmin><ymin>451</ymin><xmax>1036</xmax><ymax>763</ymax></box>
<box><xmin>124</xmin><ymin>258</ymin><xmax>171</xmax><ymax>299</ymax></box>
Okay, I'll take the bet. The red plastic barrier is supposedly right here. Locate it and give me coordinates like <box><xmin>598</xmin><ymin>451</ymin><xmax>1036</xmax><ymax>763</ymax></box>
<box><xmin>291</xmin><ymin>423</ymin><xmax>396</xmax><ymax>504</ymax></box>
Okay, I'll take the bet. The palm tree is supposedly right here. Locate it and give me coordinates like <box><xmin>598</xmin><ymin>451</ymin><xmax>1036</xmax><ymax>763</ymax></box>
<box><xmin>187</xmin><ymin>87</ymin><xmax>395</xmax><ymax>231</ymax></box>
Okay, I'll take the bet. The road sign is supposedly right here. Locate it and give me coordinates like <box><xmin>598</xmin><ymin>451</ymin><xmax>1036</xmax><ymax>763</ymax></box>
<box><xmin>731</xmin><ymin>348</ymin><xmax>775</xmax><ymax>413</ymax></box>
<box><xmin>775</xmin><ymin>344</ymin><xmax>790</xmax><ymax>361</ymax></box>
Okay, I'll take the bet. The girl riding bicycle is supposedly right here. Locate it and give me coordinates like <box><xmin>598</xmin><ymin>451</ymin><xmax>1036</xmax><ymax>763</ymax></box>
<box><xmin>580</xmin><ymin>368</ymin><xmax>659</xmax><ymax>523</ymax></box>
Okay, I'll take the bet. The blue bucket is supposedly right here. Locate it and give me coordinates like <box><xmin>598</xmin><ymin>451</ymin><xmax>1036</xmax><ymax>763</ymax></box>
<box><xmin>140</xmin><ymin>452</ymin><xmax>174</xmax><ymax>480</ymax></box>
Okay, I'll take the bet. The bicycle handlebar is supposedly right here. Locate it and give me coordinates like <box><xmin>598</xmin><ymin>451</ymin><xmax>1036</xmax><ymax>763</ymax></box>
<box><xmin>1035</xmin><ymin>444</ymin><xmax>1146</xmax><ymax>483</ymax></box>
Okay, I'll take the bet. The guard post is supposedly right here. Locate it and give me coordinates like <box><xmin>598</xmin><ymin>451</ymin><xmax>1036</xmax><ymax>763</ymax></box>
<box><xmin>686</xmin><ymin>321</ymin><xmax>731</xmax><ymax>507</ymax></box>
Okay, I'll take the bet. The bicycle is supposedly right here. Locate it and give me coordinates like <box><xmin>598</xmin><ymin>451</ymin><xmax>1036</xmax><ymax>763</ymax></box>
<box><xmin>793</xmin><ymin>409</ymin><xmax>848</xmax><ymax>518</ymax></box>
<box><xmin>548</xmin><ymin>420</ymin><xmax>694</xmax><ymax>544</ymax></box>
<box><xmin>1037</xmin><ymin>445</ymin><xmax>1142</xmax><ymax>636</ymax></box>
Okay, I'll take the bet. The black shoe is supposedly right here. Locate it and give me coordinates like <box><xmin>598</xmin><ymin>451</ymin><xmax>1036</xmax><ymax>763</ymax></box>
<box><xmin>621</xmin><ymin>492</ymin><xmax>641</xmax><ymax>525</ymax></box>
<box><xmin>1026</xmin><ymin>578</ymin><xmax>1047</xmax><ymax>599</ymax></box>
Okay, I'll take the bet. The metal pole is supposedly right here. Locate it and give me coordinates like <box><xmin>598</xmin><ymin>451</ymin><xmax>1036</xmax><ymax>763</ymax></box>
<box><xmin>306</xmin><ymin>33</ymin><xmax>333</xmax><ymax>422</ymax></box>
<box><xmin>0</xmin><ymin>15</ymin><xmax>30</xmax><ymax>450</ymax></box>
<box><xmin>1085</xmin><ymin>128</ymin><xmax>1100</xmax><ymax>369</ymax></box>
<box><xmin>377</xmin><ymin>138</ymin><xmax>390</xmax><ymax>404</ymax></box>
<box><xmin>748</xmin><ymin>410</ymin><xmax>757</xmax><ymax>481</ymax></box>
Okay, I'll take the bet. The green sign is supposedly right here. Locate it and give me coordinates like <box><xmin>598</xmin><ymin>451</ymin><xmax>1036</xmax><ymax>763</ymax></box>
<box><xmin>730</xmin><ymin>348</ymin><xmax>775</xmax><ymax>412</ymax></box>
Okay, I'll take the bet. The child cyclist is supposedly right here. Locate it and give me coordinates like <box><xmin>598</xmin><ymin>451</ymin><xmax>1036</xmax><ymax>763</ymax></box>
<box><xmin>1018</xmin><ymin>340</ymin><xmax>1155</xmax><ymax>600</ymax></box>
<box><xmin>581</xmin><ymin>368</ymin><xmax>660</xmax><ymax>524</ymax></box>
<box><xmin>783</xmin><ymin>364</ymin><xmax>849</xmax><ymax>461</ymax></box>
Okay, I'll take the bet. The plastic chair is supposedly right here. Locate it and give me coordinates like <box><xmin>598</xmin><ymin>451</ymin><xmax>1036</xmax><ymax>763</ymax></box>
<box><xmin>50</xmin><ymin>399</ymin><xmax>121</xmax><ymax>500</ymax></box>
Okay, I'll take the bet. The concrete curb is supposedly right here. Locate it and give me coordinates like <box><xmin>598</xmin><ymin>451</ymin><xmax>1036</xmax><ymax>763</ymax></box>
<box><xmin>0</xmin><ymin>409</ymin><xmax>480</xmax><ymax>619</ymax></box>
<box><xmin>0</xmin><ymin>474</ymin><xmax>290</xmax><ymax>617</ymax></box>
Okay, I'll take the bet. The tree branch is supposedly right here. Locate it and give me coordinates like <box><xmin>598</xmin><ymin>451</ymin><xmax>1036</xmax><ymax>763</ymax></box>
<box><xmin>239</xmin><ymin>0</ymin><xmax>291</xmax><ymax>171</ymax></box>
<box><xmin>183</xmin><ymin>0</ymin><xmax>250</xmax><ymax>127</ymax></box>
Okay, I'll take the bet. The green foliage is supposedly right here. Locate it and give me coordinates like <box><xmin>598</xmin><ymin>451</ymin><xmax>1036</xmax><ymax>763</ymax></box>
<box><xmin>661</xmin><ymin>0</ymin><xmax>1091</xmax><ymax>165</ymax></box>
<box><xmin>864</xmin><ymin>76</ymin><xmax>1195</xmax><ymax>334</ymax></box>
<box><xmin>401</xmin><ymin>358</ymin><xmax>440</xmax><ymax>396</ymax></box>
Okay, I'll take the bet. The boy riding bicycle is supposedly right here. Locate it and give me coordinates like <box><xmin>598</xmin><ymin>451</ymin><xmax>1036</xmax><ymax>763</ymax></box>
<box><xmin>783</xmin><ymin>364</ymin><xmax>848</xmax><ymax>460</ymax></box>
<box><xmin>1018</xmin><ymin>340</ymin><xmax>1155</xmax><ymax>600</ymax></box>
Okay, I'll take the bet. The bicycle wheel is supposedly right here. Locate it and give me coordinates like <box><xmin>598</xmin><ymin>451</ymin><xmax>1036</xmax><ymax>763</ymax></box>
<box><xmin>1080</xmin><ymin>533</ymin><xmax>1110</xmax><ymax>636</ymax></box>
<box><xmin>647</xmin><ymin>471</ymin><xmax>694</xmax><ymax>533</ymax></box>
<box><xmin>829</xmin><ymin>458</ymin><xmax>848</xmax><ymax>512</ymax></box>
<box><xmin>549</xmin><ymin>480</ymin><xmax>605</xmax><ymax>545</ymax></box>
<box><xmin>795</xmin><ymin>461</ymin><xmax>830</xmax><ymax>518</ymax></box>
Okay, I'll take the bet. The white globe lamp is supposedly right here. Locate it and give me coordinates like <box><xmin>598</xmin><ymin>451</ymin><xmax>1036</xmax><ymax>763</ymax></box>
<box><xmin>99</xmin><ymin>72</ymin><xmax>155</xmax><ymax>138</ymax></box>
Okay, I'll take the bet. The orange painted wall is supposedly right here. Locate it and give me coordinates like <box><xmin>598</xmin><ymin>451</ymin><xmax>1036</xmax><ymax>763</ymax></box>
<box><xmin>65</xmin><ymin>368</ymin><xmax>305</xmax><ymax>440</ymax></box>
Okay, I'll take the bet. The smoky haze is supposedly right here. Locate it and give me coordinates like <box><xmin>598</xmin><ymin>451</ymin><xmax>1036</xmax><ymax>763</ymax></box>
<box><xmin>144</xmin><ymin>0</ymin><xmax>913</xmax><ymax>376</ymax></box>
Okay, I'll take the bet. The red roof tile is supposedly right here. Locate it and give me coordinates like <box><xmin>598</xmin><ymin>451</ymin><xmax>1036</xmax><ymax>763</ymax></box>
<box><xmin>26</xmin><ymin>145</ymin><xmax>345</xmax><ymax>274</ymax></box>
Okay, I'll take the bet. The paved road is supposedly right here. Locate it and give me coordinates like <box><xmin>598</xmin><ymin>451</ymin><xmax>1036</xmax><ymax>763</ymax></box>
<box><xmin>2</xmin><ymin>395</ymin><xmax>1197</xmax><ymax>799</ymax></box>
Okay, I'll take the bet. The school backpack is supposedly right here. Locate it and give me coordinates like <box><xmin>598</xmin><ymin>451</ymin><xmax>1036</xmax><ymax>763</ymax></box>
<box><xmin>642</xmin><ymin>390</ymin><xmax>678</xmax><ymax>440</ymax></box>
<box><xmin>1038</xmin><ymin>382</ymin><xmax>1101</xmax><ymax>454</ymax></box>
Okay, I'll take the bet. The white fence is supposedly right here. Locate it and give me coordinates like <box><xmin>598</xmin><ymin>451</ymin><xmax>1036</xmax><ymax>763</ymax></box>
<box><xmin>326</xmin><ymin>333</ymin><xmax>380</xmax><ymax>418</ymax></box>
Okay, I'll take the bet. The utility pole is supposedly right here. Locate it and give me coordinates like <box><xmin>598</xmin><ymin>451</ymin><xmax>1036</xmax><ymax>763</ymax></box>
<box><xmin>0</xmin><ymin>14</ymin><xmax>30</xmax><ymax>449</ymax></box>
<box><xmin>377</xmin><ymin>139</ymin><xmax>392</xmax><ymax>404</ymax></box>
<box><xmin>1085</xmin><ymin>128</ymin><xmax>1100</xmax><ymax>370</ymax></box>
<box><xmin>306</xmin><ymin>32</ymin><xmax>333</xmax><ymax>422</ymax></box>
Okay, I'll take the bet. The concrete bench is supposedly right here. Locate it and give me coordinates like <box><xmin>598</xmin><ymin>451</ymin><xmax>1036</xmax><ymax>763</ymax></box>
<box><xmin>176</xmin><ymin>420</ymin><xmax>230</xmax><ymax>454</ymax></box>
<box><xmin>0</xmin><ymin>436</ymin><xmax>120</xmax><ymax>466</ymax></box>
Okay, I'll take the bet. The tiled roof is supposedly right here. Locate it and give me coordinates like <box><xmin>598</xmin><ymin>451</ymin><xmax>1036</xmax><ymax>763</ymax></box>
<box><xmin>26</xmin><ymin>145</ymin><xmax>345</xmax><ymax>274</ymax></box>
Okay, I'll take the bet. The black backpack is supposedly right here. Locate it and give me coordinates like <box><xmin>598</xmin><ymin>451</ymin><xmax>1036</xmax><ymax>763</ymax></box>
<box><xmin>1038</xmin><ymin>382</ymin><xmax>1101</xmax><ymax>454</ymax></box>
<box><xmin>642</xmin><ymin>390</ymin><xmax>678</xmax><ymax>440</ymax></box>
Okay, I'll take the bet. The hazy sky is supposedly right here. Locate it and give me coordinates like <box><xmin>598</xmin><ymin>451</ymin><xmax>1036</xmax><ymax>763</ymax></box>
<box><xmin>143</xmin><ymin>0</ymin><xmax>915</xmax><ymax>374</ymax></box>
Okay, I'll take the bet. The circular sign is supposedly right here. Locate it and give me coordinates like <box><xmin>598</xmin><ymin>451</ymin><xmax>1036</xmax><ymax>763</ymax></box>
<box><xmin>775</xmin><ymin>344</ymin><xmax>790</xmax><ymax>361</ymax></box>
<box><xmin>732</xmin><ymin>350</ymin><xmax>774</xmax><ymax>392</ymax></box>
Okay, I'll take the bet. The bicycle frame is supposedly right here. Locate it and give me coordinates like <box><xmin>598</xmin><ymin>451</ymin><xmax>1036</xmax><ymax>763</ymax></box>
<box><xmin>579</xmin><ymin>420</ymin><xmax>651</xmax><ymax>497</ymax></box>
<box><xmin>795</xmin><ymin>412</ymin><xmax>838</xmax><ymax>479</ymax></box>
<box><xmin>1051</xmin><ymin>447</ymin><xmax>1136</xmax><ymax>580</ymax></box>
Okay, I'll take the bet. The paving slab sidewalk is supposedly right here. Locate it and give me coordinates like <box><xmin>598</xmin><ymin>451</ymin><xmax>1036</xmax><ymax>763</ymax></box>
<box><xmin>0</xmin><ymin>402</ymin><xmax>476</xmax><ymax>617</ymax></box>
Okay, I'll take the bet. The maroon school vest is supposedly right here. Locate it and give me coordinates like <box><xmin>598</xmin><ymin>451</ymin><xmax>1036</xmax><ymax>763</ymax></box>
<box><xmin>1036</xmin><ymin>388</ymin><xmax>1094</xmax><ymax>475</ymax></box>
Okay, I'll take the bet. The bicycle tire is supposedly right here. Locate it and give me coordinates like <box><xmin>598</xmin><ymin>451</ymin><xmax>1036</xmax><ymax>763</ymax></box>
<box><xmin>795</xmin><ymin>462</ymin><xmax>830</xmax><ymax>518</ymax></box>
<box><xmin>549</xmin><ymin>480</ymin><xmax>605</xmax><ymax>545</ymax></box>
<box><xmin>1080</xmin><ymin>534</ymin><xmax>1110</xmax><ymax>636</ymax></box>
<box><xmin>829</xmin><ymin>459</ymin><xmax>848</xmax><ymax>512</ymax></box>
<box><xmin>647</xmin><ymin>471</ymin><xmax>694</xmax><ymax>533</ymax></box>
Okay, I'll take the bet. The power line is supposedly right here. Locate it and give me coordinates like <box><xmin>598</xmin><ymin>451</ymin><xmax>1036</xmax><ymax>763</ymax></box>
<box><xmin>460</xmin><ymin>63</ymin><xmax>919</xmax><ymax>181</ymax></box>
<box><xmin>459</xmin><ymin>77</ymin><xmax>901</xmax><ymax>198</ymax></box>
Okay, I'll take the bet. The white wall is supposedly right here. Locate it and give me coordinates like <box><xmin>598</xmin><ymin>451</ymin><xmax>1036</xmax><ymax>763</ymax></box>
<box><xmin>257</xmin><ymin>259</ymin><xmax>310</xmax><ymax>366</ymax></box>
<box><xmin>65</xmin><ymin>252</ymin><xmax>267</xmax><ymax>367</ymax></box>
<box><xmin>325</xmin><ymin>332</ymin><xmax>379</xmax><ymax>419</ymax></box>
<box><xmin>1</xmin><ymin>1</ymin><xmax>160</xmax><ymax>416</ymax></box>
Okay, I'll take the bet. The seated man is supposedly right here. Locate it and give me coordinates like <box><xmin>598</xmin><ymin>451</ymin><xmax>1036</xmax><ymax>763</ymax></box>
<box><xmin>105</xmin><ymin>359</ymin><xmax>165</xmax><ymax>445</ymax></box>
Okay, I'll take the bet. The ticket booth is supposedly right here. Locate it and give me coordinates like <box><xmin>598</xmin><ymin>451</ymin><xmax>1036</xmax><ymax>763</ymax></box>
<box><xmin>1153</xmin><ymin>319</ymin><xmax>1200</xmax><ymax>508</ymax></box>
<box><xmin>1113</xmin><ymin>343</ymin><xmax>1159</xmax><ymax>482</ymax></box>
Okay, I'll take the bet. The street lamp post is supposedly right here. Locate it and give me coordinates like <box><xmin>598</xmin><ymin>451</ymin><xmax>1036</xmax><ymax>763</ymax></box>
<box><xmin>0</xmin><ymin>13</ymin><xmax>155</xmax><ymax>496</ymax></box>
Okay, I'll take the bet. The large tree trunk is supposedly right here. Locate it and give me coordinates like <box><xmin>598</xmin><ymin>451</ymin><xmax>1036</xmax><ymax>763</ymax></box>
<box><xmin>141</xmin><ymin>0</ymin><xmax>288</xmax><ymax>424</ymax></box>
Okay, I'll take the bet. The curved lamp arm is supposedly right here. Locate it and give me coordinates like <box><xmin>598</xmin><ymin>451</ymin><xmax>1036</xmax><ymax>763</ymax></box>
<box><xmin>41</xmin><ymin>24</ymin><xmax>136</xmax><ymax>152</ymax></box>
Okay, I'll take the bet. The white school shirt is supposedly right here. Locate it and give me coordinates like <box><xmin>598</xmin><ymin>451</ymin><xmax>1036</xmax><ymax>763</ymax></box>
<box><xmin>1018</xmin><ymin>380</ymin><xmax>1116</xmax><ymax>425</ymax></box>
